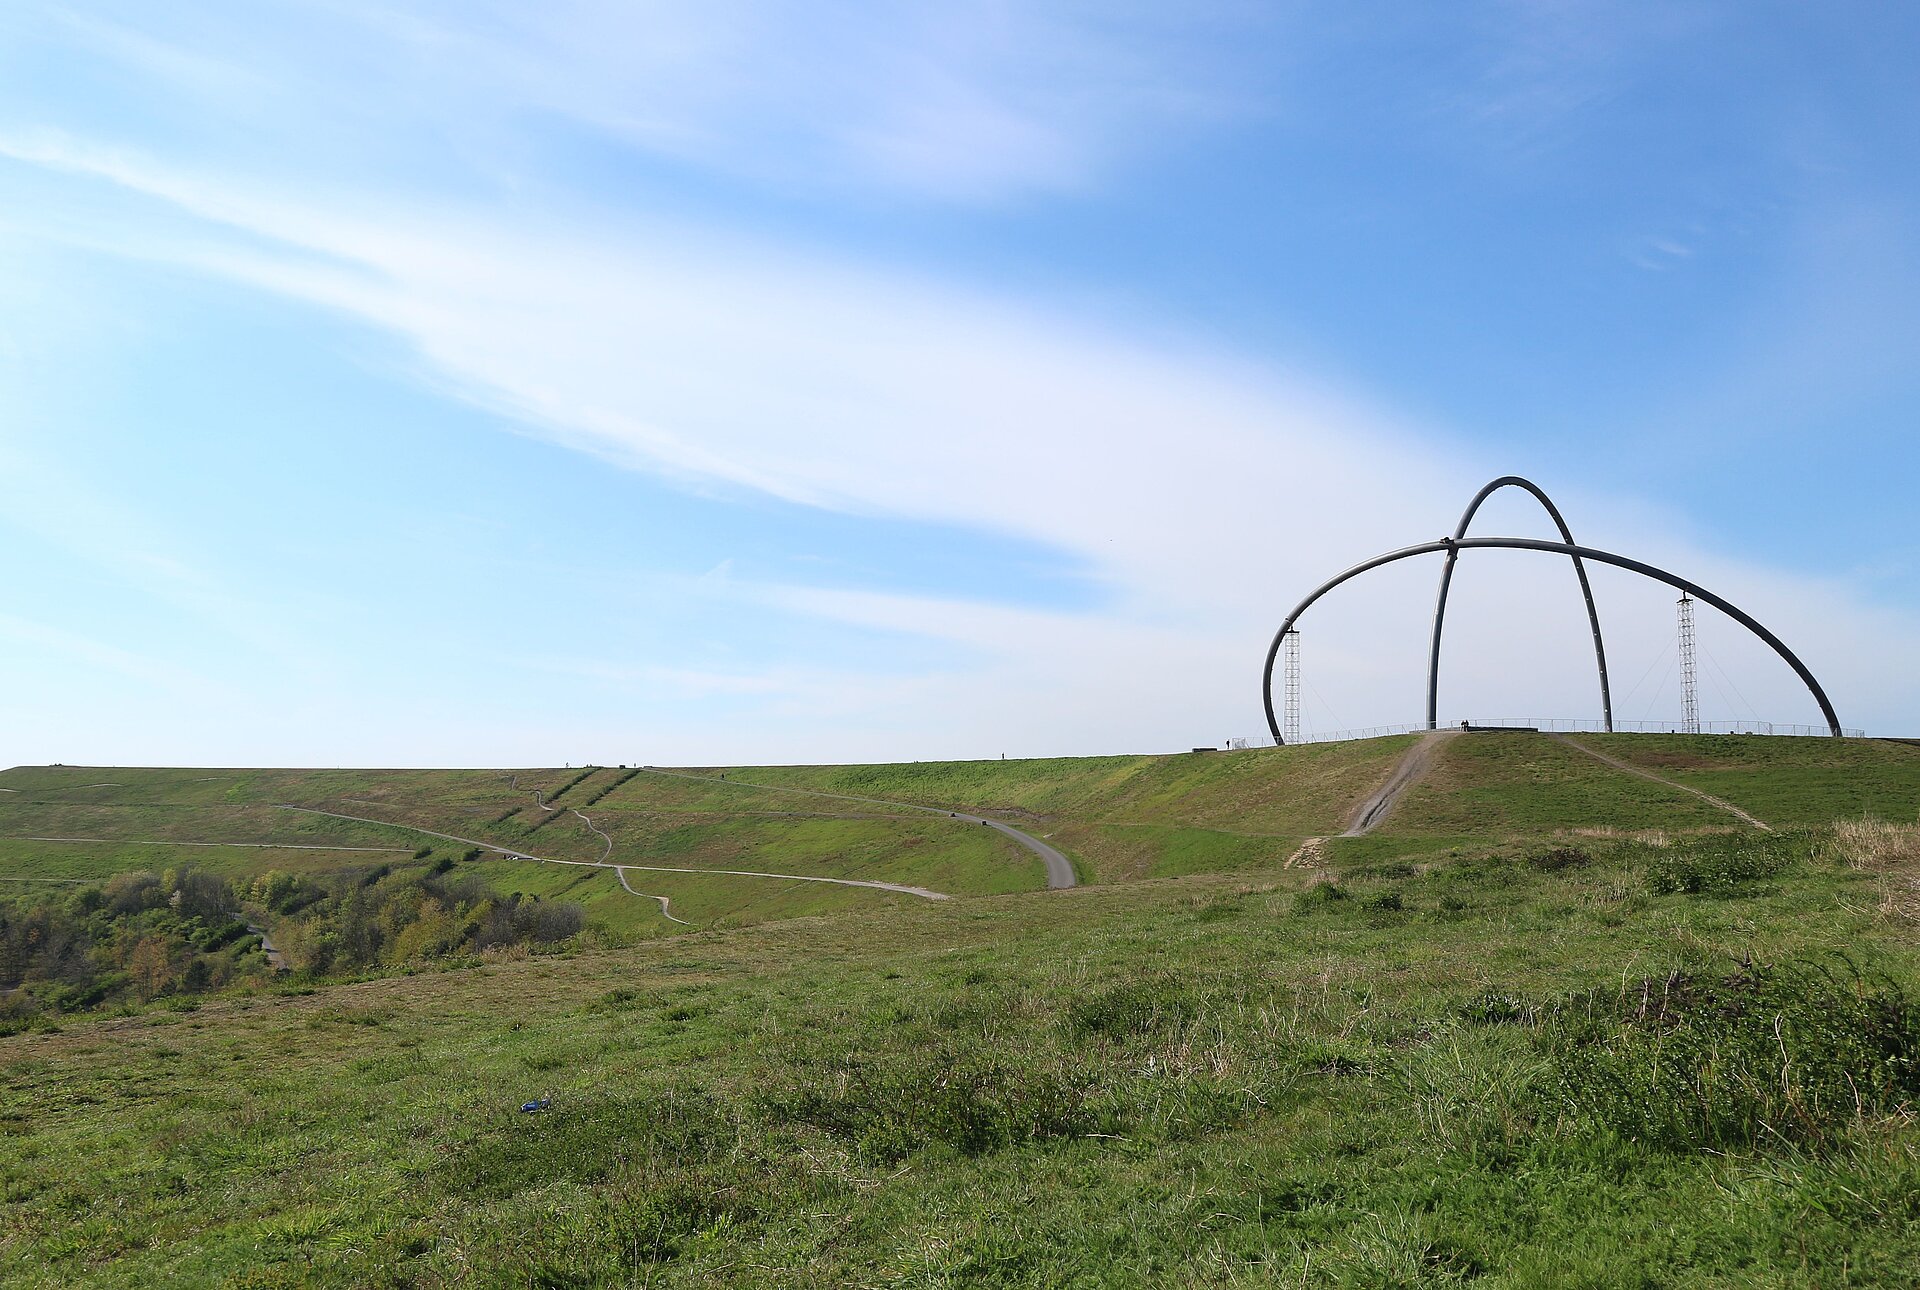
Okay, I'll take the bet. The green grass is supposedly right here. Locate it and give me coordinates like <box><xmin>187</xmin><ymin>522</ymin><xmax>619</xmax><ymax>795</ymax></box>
<box><xmin>1384</xmin><ymin>732</ymin><xmax>1739</xmax><ymax>836</ymax></box>
<box><xmin>688</xmin><ymin>738</ymin><xmax>1415</xmax><ymax>831</ymax></box>
<box><xmin>1583</xmin><ymin>734</ymin><xmax>1920</xmax><ymax>826</ymax></box>
<box><xmin>0</xmin><ymin>767</ymin><xmax>1046</xmax><ymax>936</ymax></box>
<box><xmin>5</xmin><ymin>824</ymin><xmax>1920</xmax><ymax>1286</ymax></box>
<box><xmin>9</xmin><ymin>744</ymin><xmax>1920</xmax><ymax>1282</ymax></box>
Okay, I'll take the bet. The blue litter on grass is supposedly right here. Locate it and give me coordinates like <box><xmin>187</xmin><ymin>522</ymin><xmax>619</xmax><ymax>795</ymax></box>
<box><xmin>521</xmin><ymin>1098</ymin><xmax>551</xmax><ymax>1113</ymax></box>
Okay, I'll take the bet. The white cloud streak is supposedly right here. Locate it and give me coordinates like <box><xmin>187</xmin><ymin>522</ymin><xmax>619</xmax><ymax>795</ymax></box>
<box><xmin>1</xmin><ymin>4</ymin><xmax>1914</xmax><ymax>763</ymax></box>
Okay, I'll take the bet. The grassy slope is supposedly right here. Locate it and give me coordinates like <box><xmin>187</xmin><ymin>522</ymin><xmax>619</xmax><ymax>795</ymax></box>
<box><xmin>666</xmin><ymin>738</ymin><xmax>1417</xmax><ymax>882</ymax></box>
<box><xmin>1381</xmin><ymin>732</ymin><xmax>1740</xmax><ymax>838</ymax></box>
<box><xmin>0</xmin><ymin>768</ymin><xmax>1042</xmax><ymax>935</ymax></box>
<box><xmin>4</xmin><ymin>834</ymin><xmax>1918</xmax><ymax>1287</ymax></box>
<box><xmin>1582</xmin><ymin>734</ymin><xmax>1920</xmax><ymax>826</ymax></box>
<box><xmin>0</xmin><ymin>743</ymin><xmax>1417</xmax><ymax>928</ymax></box>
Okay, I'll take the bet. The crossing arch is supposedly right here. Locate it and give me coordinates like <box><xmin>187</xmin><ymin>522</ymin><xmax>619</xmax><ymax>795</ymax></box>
<box><xmin>1428</xmin><ymin>476</ymin><xmax>1612</xmax><ymax>732</ymax></box>
<box><xmin>1261</xmin><ymin>534</ymin><xmax>1842</xmax><ymax>744</ymax></box>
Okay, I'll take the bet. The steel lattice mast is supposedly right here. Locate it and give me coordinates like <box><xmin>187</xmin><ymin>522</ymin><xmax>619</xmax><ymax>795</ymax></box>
<box><xmin>1677</xmin><ymin>594</ymin><xmax>1699</xmax><ymax>735</ymax></box>
<box><xmin>1283</xmin><ymin>629</ymin><xmax>1301</xmax><ymax>745</ymax></box>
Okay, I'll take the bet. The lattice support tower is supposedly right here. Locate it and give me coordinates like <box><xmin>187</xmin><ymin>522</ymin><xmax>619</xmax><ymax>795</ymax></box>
<box><xmin>1282</xmin><ymin>628</ymin><xmax>1301</xmax><ymax>745</ymax></box>
<box><xmin>1677</xmin><ymin>593</ymin><xmax>1699</xmax><ymax>735</ymax></box>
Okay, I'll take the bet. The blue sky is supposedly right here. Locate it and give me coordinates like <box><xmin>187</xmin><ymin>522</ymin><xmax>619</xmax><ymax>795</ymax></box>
<box><xmin>2</xmin><ymin>1</ymin><xmax>1917</xmax><ymax>767</ymax></box>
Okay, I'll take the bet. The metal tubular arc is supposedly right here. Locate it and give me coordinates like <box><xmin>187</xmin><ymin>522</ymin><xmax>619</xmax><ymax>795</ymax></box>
<box><xmin>1261</xmin><ymin>536</ymin><xmax>1842</xmax><ymax>744</ymax></box>
<box><xmin>1427</xmin><ymin>477</ymin><xmax>1613</xmax><ymax>732</ymax></box>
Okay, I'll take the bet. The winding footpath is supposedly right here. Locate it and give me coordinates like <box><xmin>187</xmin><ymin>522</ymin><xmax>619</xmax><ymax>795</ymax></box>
<box><xmin>612</xmin><ymin>865</ymin><xmax>692</xmax><ymax>926</ymax></box>
<box><xmin>637</xmin><ymin>767</ymin><xmax>1078</xmax><ymax>889</ymax></box>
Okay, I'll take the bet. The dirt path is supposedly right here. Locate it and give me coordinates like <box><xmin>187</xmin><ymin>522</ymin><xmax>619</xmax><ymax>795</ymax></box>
<box><xmin>1281</xmin><ymin>734</ymin><xmax>1460</xmax><ymax>871</ymax></box>
<box><xmin>614</xmin><ymin>867</ymin><xmax>692</xmax><ymax>925</ymax></box>
<box><xmin>501</xmin><ymin>781</ymin><xmax>694</xmax><ymax>921</ymax></box>
<box><xmin>538</xmin><ymin>855</ymin><xmax>950</xmax><ymax>900</ymax></box>
<box><xmin>1550</xmin><ymin>735</ymin><xmax>1771</xmax><ymax>830</ymax></box>
<box><xmin>638</xmin><ymin>767</ymin><xmax>1077</xmax><ymax>889</ymax></box>
<box><xmin>1282</xmin><ymin>837</ymin><xmax>1327</xmax><ymax>871</ymax></box>
<box><xmin>570</xmin><ymin>808</ymin><xmax>613</xmax><ymax>862</ymax></box>
<box><xmin>276</xmin><ymin>805</ymin><xmax>953</xmax><ymax>902</ymax></box>
<box><xmin>1341</xmin><ymin>731</ymin><xmax>1455</xmax><ymax>837</ymax></box>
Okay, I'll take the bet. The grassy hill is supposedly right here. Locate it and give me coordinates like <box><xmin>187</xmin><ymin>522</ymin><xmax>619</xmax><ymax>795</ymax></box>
<box><xmin>5</xmin><ymin>734</ymin><xmax>1920</xmax><ymax>1285</ymax></box>
<box><xmin>0</xmin><ymin>741</ymin><xmax>1425</xmax><ymax>936</ymax></box>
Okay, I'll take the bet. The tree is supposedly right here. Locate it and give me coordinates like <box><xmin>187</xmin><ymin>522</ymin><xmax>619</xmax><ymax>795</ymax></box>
<box><xmin>127</xmin><ymin>935</ymin><xmax>178</xmax><ymax>1001</ymax></box>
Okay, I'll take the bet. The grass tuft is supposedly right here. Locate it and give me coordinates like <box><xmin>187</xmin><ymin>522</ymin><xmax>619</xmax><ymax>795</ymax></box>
<box><xmin>1541</xmin><ymin>958</ymin><xmax>1920</xmax><ymax>1151</ymax></box>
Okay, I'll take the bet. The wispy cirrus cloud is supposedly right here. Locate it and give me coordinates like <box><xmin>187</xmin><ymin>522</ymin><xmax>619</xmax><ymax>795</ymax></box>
<box><xmin>6</xmin><ymin>127</ymin><xmax>1912</xmax><ymax>750</ymax></box>
<box><xmin>2</xmin><ymin>2</ymin><xmax>1915</xmax><ymax>767</ymax></box>
<box><xmin>9</xmin><ymin>0</ymin><xmax>1262</xmax><ymax>204</ymax></box>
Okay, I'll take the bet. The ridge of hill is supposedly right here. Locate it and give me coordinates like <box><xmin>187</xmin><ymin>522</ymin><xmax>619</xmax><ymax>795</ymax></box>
<box><xmin>3</xmin><ymin>735</ymin><xmax>1917</xmax><ymax>938</ymax></box>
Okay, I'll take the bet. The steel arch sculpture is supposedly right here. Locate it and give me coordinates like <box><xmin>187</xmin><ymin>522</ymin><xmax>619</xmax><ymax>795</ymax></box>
<box><xmin>1261</xmin><ymin>535</ymin><xmax>1843</xmax><ymax>744</ymax></box>
<box><xmin>1428</xmin><ymin>476</ymin><xmax>1612</xmax><ymax>732</ymax></box>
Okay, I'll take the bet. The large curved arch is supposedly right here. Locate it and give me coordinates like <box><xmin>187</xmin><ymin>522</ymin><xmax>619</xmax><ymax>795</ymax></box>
<box><xmin>1261</xmin><ymin>536</ymin><xmax>1842</xmax><ymax>743</ymax></box>
<box><xmin>1428</xmin><ymin>477</ymin><xmax>1612</xmax><ymax>732</ymax></box>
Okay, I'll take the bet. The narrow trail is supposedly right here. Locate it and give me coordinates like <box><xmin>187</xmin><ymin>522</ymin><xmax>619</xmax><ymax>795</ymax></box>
<box><xmin>503</xmin><ymin>774</ymin><xmax>558</xmax><ymax>812</ymax></box>
<box><xmin>1341</xmin><ymin>731</ymin><xmax>1455</xmax><ymax>838</ymax></box>
<box><xmin>538</xmin><ymin>855</ymin><xmax>949</xmax><ymax>900</ymax></box>
<box><xmin>1551</xmin><ymin>735</ymin><xmax>1771</xmax><ymax>830</ymax></box>
<box><xmin>277</xmin><ymin>805</ymin><xmax>952</xmax><ymax>905</ymax></box>
<box><xmin>1284</xmin><ymin>732</ymin><xmax>1456</xmax><ymax>870</ymax></box>
<box><xmin>637</xmin><ymin>767</ymin><xmax>1078</xmax><ymax>890</ymax></box>
<box><xmin>570</xmin><ymin>808</ymin><xmax>613</xmax><ymax>862</ymax></box>
<box><xmin>500</xmin><ymin>776</ymin><xmax>682</xmax><ymax>922</ymax></box>
<box><xmin>246</xmin><ymin>922</ymin><xmax>289</xmax><ymax>971</ymax></box>
<box><xmin>614</xmin><ymin>867</ymin><xmax>692</xmax><ymax>925</ymax></box>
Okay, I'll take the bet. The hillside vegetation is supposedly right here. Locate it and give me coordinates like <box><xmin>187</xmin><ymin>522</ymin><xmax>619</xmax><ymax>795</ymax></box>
<box><xmin>5</xmin><ymin>734</ymin><xmax>1920</xmax><ymax>1284</ymax></box>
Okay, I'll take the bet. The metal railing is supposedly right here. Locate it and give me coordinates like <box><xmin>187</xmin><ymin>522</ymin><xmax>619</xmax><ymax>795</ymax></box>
<box><xmin>1228</xmin><ymin>716</ymin><xmax>1865</xmax><ymax>748</ymax></box>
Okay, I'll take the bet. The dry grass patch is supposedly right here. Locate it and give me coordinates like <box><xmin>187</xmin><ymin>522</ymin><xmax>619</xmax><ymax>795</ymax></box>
<box><xmin>1833</xmin><ymin>817</ymin><xmax>1920</xmax><ymax>921</ymax></box>
<box><xmin>1569</xmin><ymin>825</ymin><xmax>1675</xmax><ymax>847</ymax></box>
